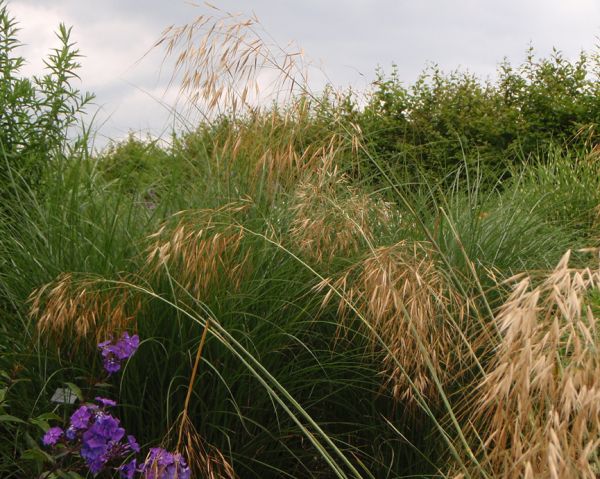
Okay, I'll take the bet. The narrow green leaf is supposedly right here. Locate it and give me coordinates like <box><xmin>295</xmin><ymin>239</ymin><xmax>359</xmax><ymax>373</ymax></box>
<box><xmin>64</xmin><ymin>382</ymin><xmax>83</xmax><ymax>402</ymax></box>
<box><xmin>0</xmin><ymin>413</ymin><xmax>26</xmax><ymax>424</ymax></box>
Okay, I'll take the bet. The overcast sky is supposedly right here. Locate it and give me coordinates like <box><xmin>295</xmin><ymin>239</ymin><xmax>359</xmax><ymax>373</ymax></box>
<box><xmin>9</xmin><ymin>0</ymin><xmax>600</xmax><ymax>149</ymax></box>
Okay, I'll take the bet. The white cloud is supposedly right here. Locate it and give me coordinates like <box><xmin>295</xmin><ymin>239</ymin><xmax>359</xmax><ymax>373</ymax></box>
<box><xmin>10</xmin><ymin>3</ymin><xmax>65</xmax><ymax>77</ymax></box>
<box><xmin>11</xmin><ymin>2</ymin><xmax>161</xmax><ymax>89</ymax></box>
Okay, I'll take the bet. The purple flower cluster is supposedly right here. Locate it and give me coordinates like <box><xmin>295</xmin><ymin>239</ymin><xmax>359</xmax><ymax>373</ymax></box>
<box><xmin>42</xmin><ymin>332</ymin><xmax>196</xmax><ymax>479</ymax></box>
<box><xmin>42</xmin><ymin>426</ymin><xmax>64</xmax><ymax>446</ymax></box>
<box><xmin>43</xmin><ymin>404</ymin><xmax>191</xmax><ymax>479</ymax></box>
<box><xmin>98</xmin><ymin>332</ymin><xmax>140</xmax><ymax>374</ymax></box>
<box><xmin>139</xmin><ymin>448</ymin><xmax>191</xmax><ymax>479</ymax></box>
<box><xmin>43</xmin><ymin>403</ymin><xmax>189</xmax><ymax>478</ymax></box>
<box><xmin>41</xmin><ymin>332</ymin><xmax>193</xmax><ymax>479</ymax></box>
<box><xmin>43</xmin><ymin>397</ymin><xmax>140</xmax><ymax>476</ymax></box>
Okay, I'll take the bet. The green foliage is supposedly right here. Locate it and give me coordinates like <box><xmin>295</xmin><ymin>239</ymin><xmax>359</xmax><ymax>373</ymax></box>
<box><xmin>355</xmin><ymin>48</ymin><xmax>600</xmax><ymax>181</ymax></box>
<box><xmin>5</xmin><ymin>142</ymin><xmax>598</xmax><ymax>477</ymax></box>
<box><xmin>98</xmin><ymin>134</ymin><xmax>179</xmax><ymax>193</ymax></box>
<box><xmin>0</xmin><ymin>0</ymin><xmax>93</xmax><ymax>200</ymax></box>
<box><xmin>516</xmin><ymin>149</ymin><xmax>600</xmax><ymax>234</ymax></box>
<box><xmin>1</xmin><ymin>2</ymin><xmax>600</xmax><ymax>476</ymax></box>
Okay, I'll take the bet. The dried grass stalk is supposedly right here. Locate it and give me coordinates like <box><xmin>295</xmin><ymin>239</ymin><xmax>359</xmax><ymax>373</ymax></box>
<box><xmin>290</xmin><ymin>165</ymin><xmax>395</xmax><ymax>263</ymax></box>
<box><xmin>255</xmin><ymin>131</ymin><xmax>343</xmax><ymax>191</ymax></box>
<box><xmin>178</xmin><ymin>417</ymin><xmax>237</xmax><ymax>479</ymax></box>
<box><xmin>146</xmin><ymin>202</ymin><xmax>251</xmax><ymax>298</ymax></box>
<box><xmin>476</xmin><ymin>250</ymin><xmax>600</xmax><ymax>478</ymax></box>
<box><xmin>29</xmin><ymin>273</ymin><xmax>140</xmax><ymax>344</ymax></box>
<box><xmin>155</xmin><ymin>5</ymin><xmax>367</xmax><ymax>198</ymax></box>
<box><xmin>318</xmin><ymin>241</ymin><xmax>466</xmax><ymax>406</ymax></box>
<box><xmin>204</xmin><ymin>103</ymin><xmax>362</xmax><ymax>196</ymax></box>
<box><xmin>154</xmin><ymin>3</ymin><xmax>307</xmax><ymax>116</ymax></box>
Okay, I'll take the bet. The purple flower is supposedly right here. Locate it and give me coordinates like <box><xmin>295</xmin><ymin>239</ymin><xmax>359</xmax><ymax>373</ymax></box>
<box><xmin>70</xmin><ymin>405</ymin><xmax>92</xmax><ymax>430</ymax></box>
<box><xmin>38</xmin><ymin>331</ymin><xmax>146</xmax><ymax>477</ymax></box>
<box><xmin>80</xmin><ymin>413</ymin><xmax>125</xmax><ymax>474</ymax></box>
<box><xmin>118</xmin><ymin>332</ymin><xmax>140</xmax><ymax>359</ymax></box>
<box><xmin>42</xmin><ymin>427</ymin><xmax>63</xmax><ymax>446</ymax></box>
<box><xmin>98</xmin><ymin>332</ymin><xmax>140</xmax><ymax>375</ymax></box>
<box><xmin>127</xmin><ymin>435</ymin><xmax>140</xmax><ymax>453</ymax></box>
<box><xmin>104</xmin><ymin>356</ymin><xmax>122</xmax><ymax>374</ymax></box>
<box><xmin>140</xmin><ymin>448</ymin><xmax>191</xmax><ymax>479</ymax></box>
<box><xmin>65</xmin><ymin>425</ymin><xmax>77</xmax><ymax>440</ymax></box>
<box><xmin>119</xmin><ymin>458</ymin><xmax>138</xmax><ymax>479</ymax></box>
<box><xmin>95</xmin><ymin>397</ymin><xmax>117</xmax><ymax>408</ymax></box>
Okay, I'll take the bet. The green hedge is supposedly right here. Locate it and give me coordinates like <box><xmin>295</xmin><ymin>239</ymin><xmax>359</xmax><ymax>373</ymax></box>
<box><xmin>351</xmin><ymin>47</ymin><xmax>600</xmax><ymax>180</ymax></box>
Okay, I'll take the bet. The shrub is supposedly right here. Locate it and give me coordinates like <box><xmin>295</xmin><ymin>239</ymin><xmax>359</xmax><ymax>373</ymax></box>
<box><xmin>354</xmin><ymin>47</ymin><xmax>600</xmax><ymax>182</ymax></box>
<box><xmin>0</xmin><ymin>0</ymin><xmax>93</xmax><ymax>201</ymax></box>
<box><xmin>98</xmin><ymin>134</ymin><xmax>173</xmax><ymax>194</ymax></box>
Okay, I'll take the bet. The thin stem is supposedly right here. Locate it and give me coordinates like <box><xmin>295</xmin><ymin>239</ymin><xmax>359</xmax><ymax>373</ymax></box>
<box><xmin>176</xmin><ymin>317</ymin><xmax>211</xmax><ymax>452</ymax></box>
